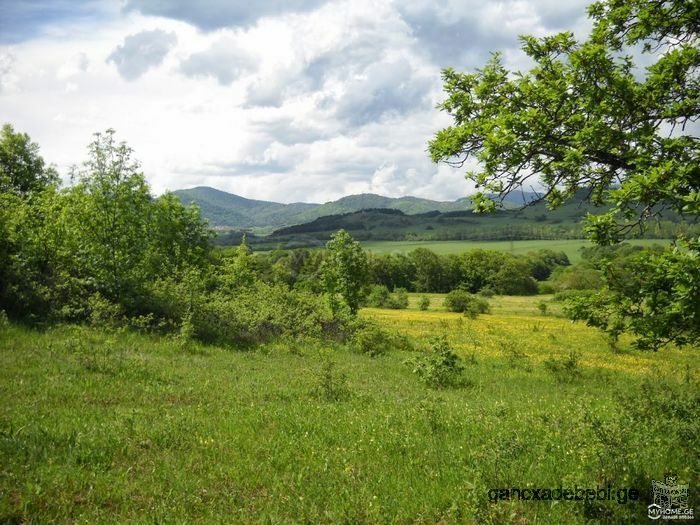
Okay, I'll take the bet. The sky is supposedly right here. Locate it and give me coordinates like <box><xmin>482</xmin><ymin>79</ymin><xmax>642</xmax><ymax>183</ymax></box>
<box><xmin>0</xmin><ymin>0</ymin><xmax>593</xmax><ymax>203</ymax></box>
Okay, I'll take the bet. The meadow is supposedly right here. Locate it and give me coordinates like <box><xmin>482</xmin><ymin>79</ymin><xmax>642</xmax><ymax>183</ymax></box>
<box><xmin>361</xmin><ymin>239</ymin><xmax>669</xmax><ymax>263</ymax></box>
<box><xmin>1</xmin><ymin>294</ymin><xmax>697</xmax><ymax>524</ymax></box>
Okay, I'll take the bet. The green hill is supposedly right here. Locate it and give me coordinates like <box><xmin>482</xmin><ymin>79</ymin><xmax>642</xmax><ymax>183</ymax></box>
<box><xmin>172</xmin><ymin>187</ymin><xmax>474</xmax><ymax>231</ymax></box>
<box><xmin>172</xmin><ymin>187</ymin><xmax>317</xmax><ymax>230</ymax></box>
<box><xmin>260</xmin><ymin>191</ymin><xmax>694</xmax><ymax>248</ymax></box>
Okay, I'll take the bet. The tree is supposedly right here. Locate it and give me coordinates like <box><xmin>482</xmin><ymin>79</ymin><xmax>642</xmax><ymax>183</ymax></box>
<box><xmin>63</xmin><ymin>129</ymin><xmax>211</xmax><ymax>315</ymax></box>
<box><xmin>0</xmin><ymin>123</ymin><xmax>58</xmax><ymax>197</ymax></box>
<box><xmin>322</xmin><ymin>229</ymin><xmax>368</xmax><ymax>314</ymax></box>
<box><xmin>220</xmin><ymin>234</ymin><xmax>256</xmax><ymax>291</ymax></box>
<box><xmin>410</xmin><ymin>248</ymin><xmax>445</xmax><ymax>292</ymax></box>
<box><xmin>429</xmin><ymin>0</ymin><xmax>699</xmax><ymax>349</ymax></box>
<box><xmin>68</xmin><ymin>130</ymin><xmax>153</xmax><ymax>307</ymax></box>
<box><xmin>0</xmin><ymin>124</ymin><xmax>62</xmax><ymax>317</ymax></box>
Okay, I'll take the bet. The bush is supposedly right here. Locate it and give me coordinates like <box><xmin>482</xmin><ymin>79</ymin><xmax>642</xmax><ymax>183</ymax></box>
<box><xmin>478</xmin><ymin>286</ymin><xmax>495</xmax><ymax>298</ymax></box>
<box><xmin>385</xmin><ymin>287</ymin><xmax>409</xmax><ymax>309</ymax></box>
<box><xmin>311</xmin><ymin>360</ymin><xmax>350</xmax><ymax>401</ymax></box>
<box><xmin>538</xmin><ymin>282</ymin><xmax>557</xmax><ymax>294</ymax></box>
<box><xmin>366</xmin><ymin>284</ymin><xmax>390</xmax><ymax>307</ymax></box>
<box><xmin>146</xmin><ymin>276</ymin><xmax>341</xmax><ymax>347</ymax></box>
<box><xmin>548</xmin><ymin>265</ymin><xmax>603</xmax><ymax>291</ymax></box>
<box><xmin>349</xmin><ymin>322</ymin><xmax>394</xmax><ymax>357</ymax></box>
<box><xmin>87</xmin><ymin>293</ymin><xmax>124</xmax><ymax>328</ymax></box>
<box><xmin>366</xmin><ymin>285</ymin><xmax>409</xmax><ymax>309</ymax></box>
<box><xmin>444</xmin><ymin>289</ymin><xmax>490</xmax><ymax>318</ymax></box>
<box><xmin>544</xmin><ymin>351</ymin><xmax>582</xmax><ymax>383</ymax></box>
<box><xmin>418</xmin><ymin>296</ymin><xmax>430</xmax><ymax>311</ymax></box>
<box><xmin>406</xmin><ymin>336</ymin><xmax>469</xmax><ymax>389</ymax></box>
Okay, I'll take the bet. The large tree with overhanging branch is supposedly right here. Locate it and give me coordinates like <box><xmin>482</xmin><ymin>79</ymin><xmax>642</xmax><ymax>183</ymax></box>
<box><xmin>429</xmin><ymin>0</ymin><xmax>698</xmax><ymax>350</ymax></box>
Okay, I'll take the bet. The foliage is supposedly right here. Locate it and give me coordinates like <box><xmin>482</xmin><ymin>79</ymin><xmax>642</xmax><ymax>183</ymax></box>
<box><xmin>366</xmin><ymin>284</ymin><xmax>390</xmax><ymax>307</ymax></box>
<box><xmin>385</xmin><ymin>287</ymin><xmax>409</xmax><ymax>309</ymax></box>
<box><xmin>429</xmin><ymin>0</ymin><xmax>699</xmax><ymax>348</ymax></box>
<box><xmin>564</xmin><ymin>238</ymin><xmax>700</xmax><ymax>350</ymax></box>
<box><xmin>444</xmin><ymin>289</ymin><xmax>490</xmax><ymax>318</ymax></box>
<box><xmin>311</xmin><ymin>360</ymin><xmax>351</xmax><ymax>402</ymax></box>
<box><xmin>544</xmin><ymin>351</ymin><xmax>583</xmax><ymax>383</ymax></box>
<box><xmin>321</xmin><ymin>229</ymin><xmax>369</xmax><ymax>314</ymax></box>
<box><xmin>349</xmin><ymin>322</ymin><xmax>395</xmax><ymax>357</ymax></box>
<box><xmin>418</xmin><ymin>296</ymin><xmax>430</xmax><ymax>311</ymax></box>
<box><xmin>0</xmin><ymin>123</ymin><xmax>58</xmax><ymax>197</ymax></box>
<box><xmin>0</xmin><ymin>128</ymin><xmax>212</xmax><ymax>322</ymax></box>
<box><xmin>406</xmin><ymin>336</ymin><xmax>468</xmax><ymax>389</ymax></box>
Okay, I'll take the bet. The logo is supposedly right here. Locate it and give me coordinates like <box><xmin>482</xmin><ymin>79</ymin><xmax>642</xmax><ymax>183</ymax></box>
<box><xmin>648</xmin><ymin>475</ymin><xmax>694</xmax><ymax>520</ymax></box>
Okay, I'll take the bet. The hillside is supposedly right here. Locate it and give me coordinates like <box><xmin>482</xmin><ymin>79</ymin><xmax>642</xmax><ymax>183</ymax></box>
<box><xmin>171</xmin><ymin>187</ymin><xmax>317</xmax><ymax>230</ymax></box>
<box><xmin>172</xmin><ymin>187</ymin><xmax>474</xmax><ymax>231</ymax></box>
<box><xmin>260</xmin><ymin>192</ymin><xmax>694</xmax><ymax>247</ymax></box>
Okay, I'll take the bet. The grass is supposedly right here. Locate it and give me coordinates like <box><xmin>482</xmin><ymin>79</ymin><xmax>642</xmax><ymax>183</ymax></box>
<box><xmin>1</xmin><ymin>296</ymin><xmax>698</xmax><ymax>523</ymax></box>
<box><xmin>361</xmin><ymin>239</ymin><xmax>670</xmax><ymax>263</ymax></box>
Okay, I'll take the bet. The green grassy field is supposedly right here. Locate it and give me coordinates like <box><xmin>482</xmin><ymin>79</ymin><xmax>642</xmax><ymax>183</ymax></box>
<box><xmin>361</xmin><ymin>239</ymin><xmax>669</xmax><ymax>263</ymax></box>
<box><xmin>1</xmin><ymin>296</ymin><xmax>697</xmax><ymax>523</ymax></box>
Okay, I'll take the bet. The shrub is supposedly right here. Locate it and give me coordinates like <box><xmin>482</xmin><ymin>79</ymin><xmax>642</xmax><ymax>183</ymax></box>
<box><xmin>146</xmin><ymin>276</ymin><xmax>339</xmax><ymax>347</ymax></box>
<box><xmin>366</xmin><ymin>284</ymin><xmax>390</xmax><ymax>307</ymax></box>
<box><xmin>311</xmin><ymin>360</ymin><xmax>350</xmax><ymax>401</ymax></box>
<box><xmin>350</xmin><ymin>322</ymin><xmax>394</xmax><ymax>357</ymax></box>
<box><xmin>385</xmin><ymin>287</ymin><xmax>409</xmax><ymax>309</ymax></box>
<box><xmin>406</xmin><ymin>336</ymin><xmax>469</xmax><ymax>389</ymax></box>
<box><xmin>538</xmin><ymin>282</ymin><xmax>556</xmax><ymax>294</ymax></box>
<box><xmin>444</xmin><ymin>289</ymin><xmax>490</xmax><ymax>318</ymax></box>
<box><xmin>366</xmin><ymin>285</ymin><xmax>409</xmax><ymax>309</ymax></box>
<box><xmin>418</xmin><ymin>296</ymin><xmax>430</xmax><ymax>311</ymax></box>
<box><xmin>544</xmin><ymin>351</ymin><xmax>582</xmax><ymax>383</ymax></box>
<box><xmin>87</xmin><ymin>293</ymin><xmax>124</xmax><ymax>328</ymax></box>
<box><xmin>478</xmin><ymin>286</ymin><xmax>495</xmax><ymax>298</ymax></box>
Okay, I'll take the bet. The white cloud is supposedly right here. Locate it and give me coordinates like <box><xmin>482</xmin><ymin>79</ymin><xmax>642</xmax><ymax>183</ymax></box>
<box><xmin>107</xmin><ymin>29</ymin><xmax>177</xmax><ymax>80</ymax></box>
<box><xmin>1</xmin><ymin>0</ymin><xmax>597</xmax><ymax>203</ymax></box>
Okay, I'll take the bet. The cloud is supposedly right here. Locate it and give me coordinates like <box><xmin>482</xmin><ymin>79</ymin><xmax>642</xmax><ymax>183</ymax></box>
<box><xmin>397</xmin><ymin>0</ymin><xmax>590</xmax><ymax>69</ymax></box>
<box><xmin>107</xmin><ymin>29</ymin><xmax>177</xmax><ymax>81</ymax></box>
<box><xmin>0</xmin><ymin>53</ymin><xmax>17</xmax><ymax>93</ymax></box>
<box><xmin>1</xmin><ymin>0</ymin><xmax>601</xmax><ymax>203</ymax></box>
<box><xmin>332</xmin><ymin>58</ymin><xmax>432</xmax><ymax>126</ymax></box>
<box><xmin>123</xmin><ymin>0</ymin><xmax>328</xmax><ymax>31</ymax></box>
<box><xmin>180</xmin><ymin>36</ymin><xmax>256</xmax><ymax>85</ymax></box>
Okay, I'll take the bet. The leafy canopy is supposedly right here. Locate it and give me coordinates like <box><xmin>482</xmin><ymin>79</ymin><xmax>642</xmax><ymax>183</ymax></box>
<box><xmin>0</xmin><ymin>123</ymin><xmax>58</xmax><ymax>197</ymax></box>
<box><xmin>429</xmin><ymin>0</ymin><xmax>698</xmax><ymax>244</ymax></box>
<box><xmin>322</xmin><ymin>229</ymin><xmax>369</xmax><ymax>314</ymax></box>
<box><xmin>429</xmin><ymin>0</ymin><xmax>699</xmax><ymax>349</ymax></box>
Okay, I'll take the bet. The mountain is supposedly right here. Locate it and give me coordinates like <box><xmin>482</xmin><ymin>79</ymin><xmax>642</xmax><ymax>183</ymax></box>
<box><xmin>265</xmin><ymin>197</ymin><xmax>595</xmax><ymax>245</ymax></box>
<box><xmin>172</xmin><ymin>187</ymin><xmax>473</xmax><ymax>231</ymax></box>
<box><xmin>259</xmin><ymin>188</ymin><xmax>695</xmax><ymax>247</ymax></box>
<box><xmin>488</xmin><ymin>190</ymin><xmax>541</xmax><ymax>207</ymax></box>
<box><xmin>171</xmin><ymin>187</ymin><xmax>317</xmax><ymax>230</ymax></box>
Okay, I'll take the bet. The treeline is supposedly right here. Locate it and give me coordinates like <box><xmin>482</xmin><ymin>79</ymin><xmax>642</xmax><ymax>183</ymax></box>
<box><xmin>240</xmin><ymin>246</ymin><xmax>570</xmax><ymax>296</ymax></box>
<box><xmin>216</xmin><ymin>218</ymin><xmax>695</xmax><ymax>249</ymax></box>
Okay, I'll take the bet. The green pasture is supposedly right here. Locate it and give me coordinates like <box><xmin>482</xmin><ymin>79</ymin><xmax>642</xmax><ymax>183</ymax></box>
<box><xmin>361</xmin><ymin>239</ymin><xmax>670</xmax><ymax>262</ymax></box>
<box><xmin>1</xmin><ymin>295</ymin><xmax>697</xmax><ymax>523</ymax></box>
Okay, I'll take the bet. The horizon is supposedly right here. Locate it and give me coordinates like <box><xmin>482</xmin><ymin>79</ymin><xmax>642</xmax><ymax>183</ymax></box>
<box><xmin>172</xmin><ymin>184</ymin><xmax>479</xmax><ymax>206</ymax></box>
